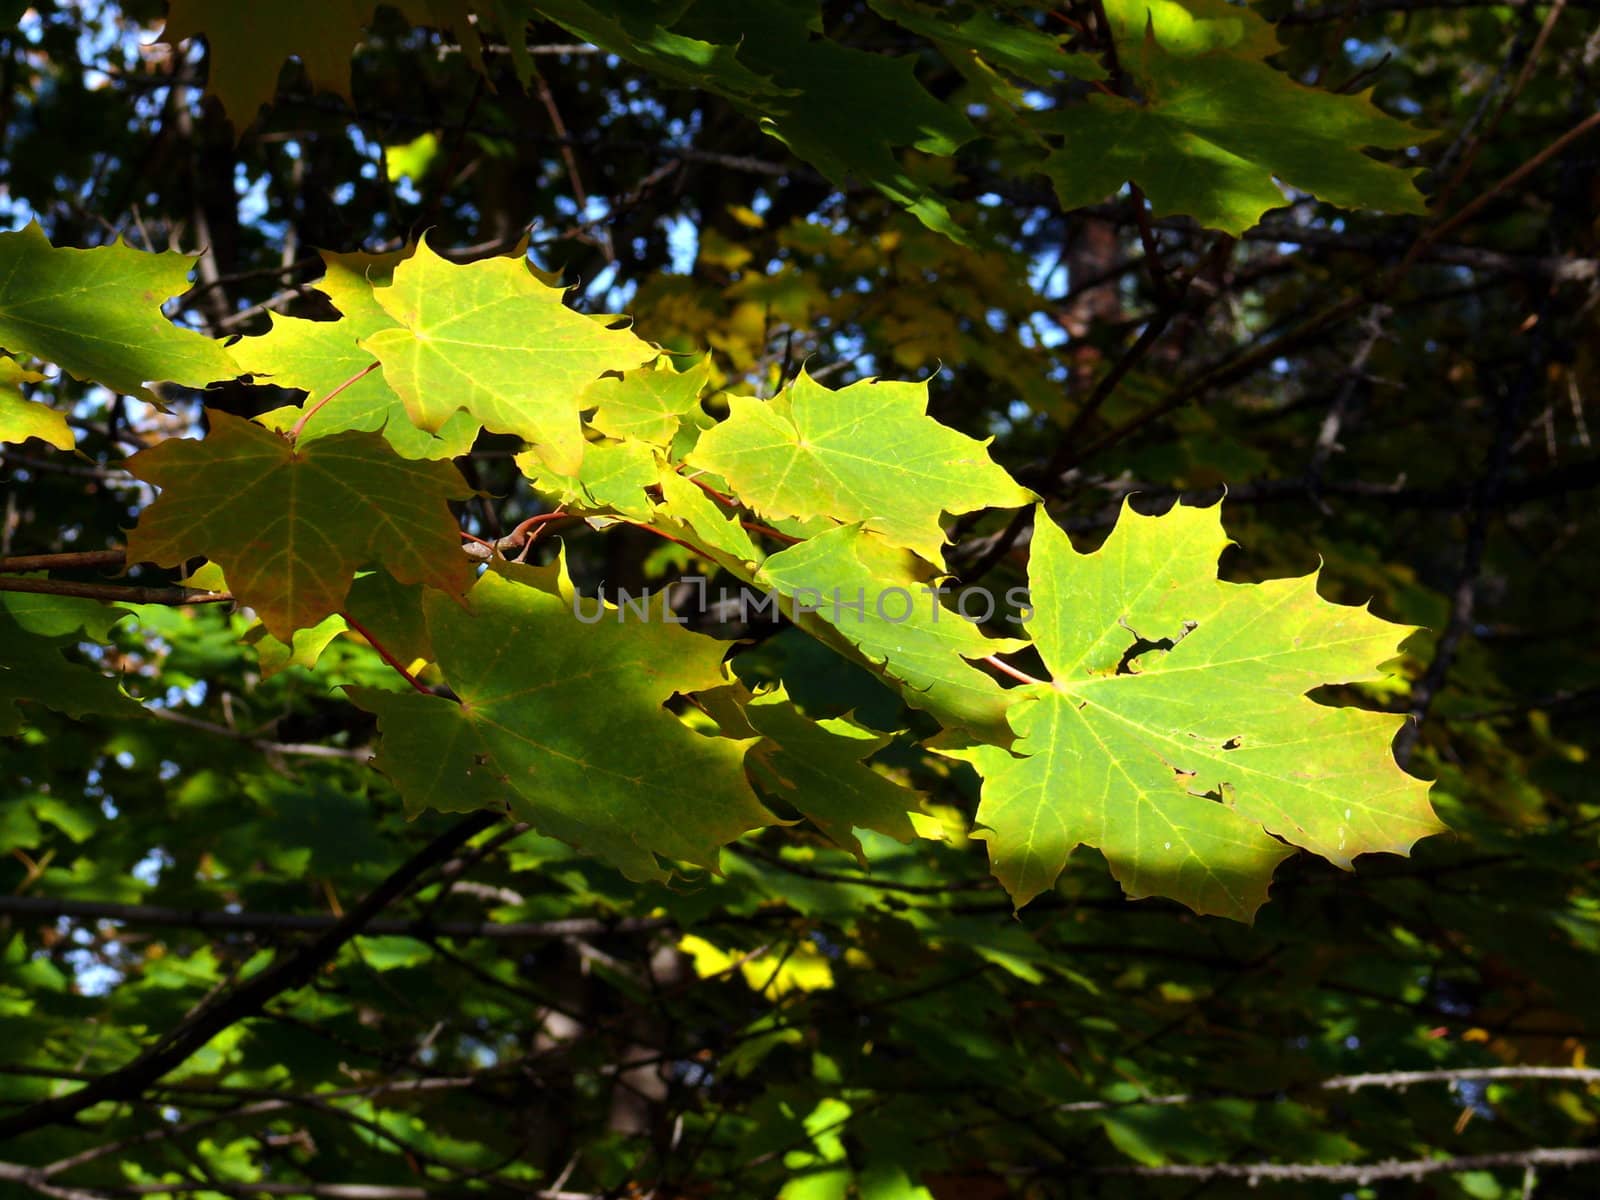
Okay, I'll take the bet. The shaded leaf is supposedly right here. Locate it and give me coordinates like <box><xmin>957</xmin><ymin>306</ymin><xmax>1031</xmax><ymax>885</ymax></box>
<box><xmin>1041</xmin><ymin>5</ymin><xmax>1426</xmax><ymax>234</ymax></box>
<box><xmin>758</xmin><ymin>524</ymin><xmax>1023</xmax><ymax>736</ymax></box>
<box><xmin>125</xmin><ymin>411</ymin><xmax>472</xmax><ymax>640</ymax></box>
<box><xmin>744</xmin><ymin>686</ymin><xmax>922</xmax><ymax>862</ymax></box>
<box><xmin>353</xmin><ymin>558</ymin><xmax>770</xmax><ymax>879</ymax></box>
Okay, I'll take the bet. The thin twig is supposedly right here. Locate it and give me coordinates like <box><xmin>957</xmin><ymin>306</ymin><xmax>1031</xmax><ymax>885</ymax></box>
<box><xmin>0</xmin><ymin>550</ymin><xmax>127</xmax><ymax>573</ymax></box>
<box><xmin>0</xmin><ymin>576</ymin><xmax>232</xmax><ymax>606</ymax></box>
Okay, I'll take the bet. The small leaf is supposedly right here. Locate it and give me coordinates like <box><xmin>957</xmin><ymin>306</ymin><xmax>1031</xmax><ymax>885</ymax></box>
<box><xmin>744</xmin><ymin>686</ymin><xmax>923</xmax><ymax>863</ymax></box>
<box><xmin>0</xmin><ymin>357</ymin><xmax>72</xmax><ymax>451</ymax></box>
<box><xmin>657</xmin><ymin>470</ymin><xmax>762</xmax><ymax>565</ymax></box>
<box><xmin>585</xmin><ymin>354</ymin><xmax>711</xmax><ymax>446</ymax></box>
<box><xmin>516</xmin><ymin>439</ymin><xmax>659</xmax><ymax>519</ymax></box>
<box><xmin>125</xmin><ymin>411</ymin><xmax>472</xmax><ymax>640</ymax></box>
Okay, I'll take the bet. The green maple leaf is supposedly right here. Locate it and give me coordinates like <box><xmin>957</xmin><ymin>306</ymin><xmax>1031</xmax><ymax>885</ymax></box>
<box><xmin>0</xmin><ymin>357</ymin><xmax>71</xmax><ymax>451</ymax></box>
<box><xmin>240</xmin><ymin>249</ymin><xmax>478</xmax><ymax>460</ymax></box>
<box><xmin>868</xmin><ymin>0</ymin><xmax>1105</xmax><ymax>87</ymax></box>
<box><xmin>0</xmin><ymin>223</ymin><xmax>238</xmax><ymax>403</ymax></box>
<box><xmin>585</xmin><ymin>354</ymin><xmax>712</xmax><ymax>446</ymax></box>
<box><xmin>520</xmin><ymin>0</ymin><xmax>778</xmax><ymax>94</ymax></box>
<box><xmin>516</xmin><ymin>439</ymin><xmax>660</xmax><ymax>519</ymax></box>
<box><xmin>953</xmin><ymin>501</ymin><xmax>1441</xmax><ymax>921</ymax></box>
<box><xmin>671</xmin><ymin>0</ymin><xmax>976</xmax><ymax>239</ymax></box>
<box><xmin>351</xmin><ymin>559</ymin><xmax>771</xmax><ymax>880</ymax></box>
<box><xmin>361</xmin><ymin>238</ymin><xmax>657</xmax><ymax>475</ymax></box>
<box><xmin>125</xmin><ymin>411</ymin><xmax>472</xmax><ymax>641</ymax></box>
<box><xmin>758</xmin><ymin>524</ymin><xmax>1024</xmax><ymax>736</ymax></box>
<box><xmin>742</xmin><ymin>687</ymin><xmax>922</xmax><ymax>864</ymax></box>
<box><xmin>0</xmin><ymin>592</ymin><xmax>131</xmax><ymax>735</ymax></box>
<box><xmin>688</xmin><ymin>371</ymin><xmax>1032</xmax><ymax>564</ymax></box>
<box><xmin>1041</xmin><ymin>0</ymin><xmax>1427</xmax><ymax>234</ymax></box>
<box><xmin>657</xmin><ymin>470</ymin><xmax>762</xmax><ymax>565</ymax></box>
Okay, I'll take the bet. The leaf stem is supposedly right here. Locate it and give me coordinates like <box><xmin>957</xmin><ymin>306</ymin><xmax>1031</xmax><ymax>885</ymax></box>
<box><xmin>340</xmin><ymin>609</ymin><xmax>432</xmax><ymax>696</ymax></box>
<box><xmin>286</xmin><ymin>361</ymin><xmax>381</xmax><ymax>443</ymax></box>
<box><xmin>982</xmin><ymin>654</ymin><xmax>1046</xmax><ymax>688</ymax></box>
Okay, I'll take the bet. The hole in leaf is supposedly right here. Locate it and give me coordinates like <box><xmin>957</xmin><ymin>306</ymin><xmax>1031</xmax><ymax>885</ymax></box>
<box><xmin>1115</xmin><ymin>620</ymin><xmax>1198</xmax><ymax>675</ymax></box>
<box><xmin>1221</xmin><ymin>736</ymin><xmax>1242</xmax><ymax>751</ymax></box>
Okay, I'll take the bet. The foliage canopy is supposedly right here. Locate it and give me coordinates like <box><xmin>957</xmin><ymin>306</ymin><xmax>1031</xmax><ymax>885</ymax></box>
<box><xmin>0</xmin><ymin>1</ymin><xmax>1597</xmax><ymax>1197</ymax></box>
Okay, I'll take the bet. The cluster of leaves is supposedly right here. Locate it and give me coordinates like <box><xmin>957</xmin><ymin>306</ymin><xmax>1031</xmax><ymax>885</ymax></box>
<box><xmin>1</xmin><ymin>215</ymin><xmax>1437</xmax><ymax>922</ymax></box>
<box><xmin>1</xmin><ymin>1</ymin><xmax>1597</xmax><ymax>1197</ymax></box>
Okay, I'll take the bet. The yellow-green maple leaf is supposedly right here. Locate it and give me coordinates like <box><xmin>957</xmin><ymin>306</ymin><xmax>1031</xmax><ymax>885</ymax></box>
<box><xmin>952</xmin><ymin>501</ymin><xmax>1441</xmax><ymax>921</ymax></box>
<box><xmin>689</xmin><ymin>370</ymin><xmax>1032</xmax><ymax>564</ymax></box>
<box><xmin>362</xmin><ymin>238</ymin><xmax>657</xmax><ymax>475</ymax></box>
<box><xmin>0</xmin><ymin>223</ymin><xmax>238</xmax><ymax>403</ymax></box>
<box><xmin>0</xmin><ymin>357</ymin><xmax>71</xmax><ymax>451</ymax></box>
<box><xmin>238</xmin><ymin>248</ymin><xmax>477</xmax><ymax>460</ymax></box>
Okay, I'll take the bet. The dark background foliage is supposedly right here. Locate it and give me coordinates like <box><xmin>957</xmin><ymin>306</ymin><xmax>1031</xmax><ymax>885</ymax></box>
<box><xmin>1</xmin><ymin>1</ymin><xmax>1599</xmax><ymax>1195</ymax></box>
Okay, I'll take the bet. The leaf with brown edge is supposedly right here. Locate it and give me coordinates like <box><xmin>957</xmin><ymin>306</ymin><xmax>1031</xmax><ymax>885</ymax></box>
<box><xmin>125</xmin><ymin>411</ymin><xmax>472</xmax><ymax>641</ymax></box>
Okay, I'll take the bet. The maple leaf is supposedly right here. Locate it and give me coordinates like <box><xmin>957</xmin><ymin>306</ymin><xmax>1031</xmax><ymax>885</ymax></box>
<box><xmin>124</xmin><ymin>411</ymin><xmax>472</xmax><ymax>641</ymax></box>
<box><xmin>0</xmin><ymin>223</ymin><xmax>238</xmax><ymax>403</ymax></box>
<box><xmin>952</xmin><ymin>501</ymin><xmax>1441</xmax><ymax>921</ymax></box>
<box><xmin>657</xmin><ymin>470</ymin><xmax>762</xmax><ymax>565</ymax></box>
<box><xmin>516</xmin><ymin>440</ymin><xmax>659</xmax><ymax>519</ymax></box>
<box><xmin>362</xmin><ymin>238</ymin><xmax>657</xmax><ymax>475</ymax></box>
<box><xmin>351</xmin><ymin>559</ymin><xmax>771</xmax><ymax>880</ymax></box>
<box><xmin>688</xmin><ymin>371</ymin><xmax>1032</xmax><ymax>564</ymax></box>
<box><xmin>741</xmin><ymin>686</ymin><xmax>923</xmax><ymax>863</ymax></box>
<box><xmin>585</xmin><ymin>354</ymin><xmax>712</xmax><ymax>446</ymax></box>
<box><xmin>1041</xmin><ymin>0</ymin><xmax>1426</xmax><ymax>234</ymax></box>
<box><xmin>0</xmin><ymin>357</ymin><xmax>71</xmax><ymax>451</ymax></box>
<box><xmin>758</xmin><ymin>524</ymin><xmax>1024</xmax><ymax>737</ymax></box>
<box><xmin>663</xmin><ymin>0</ymin><xmax>977</xmax><ymax>239</ymax></box>
<box><xmin>239</xmin><ymin>249</ymin><xmax>478</xmax><ymax>460</ymax></box>
<box><xmin>868</xmin><ymin>0</ymin><xmax>1105</xmax><ymax>87</ymax></box>
<box><xmin>520</xmin><ymin>1</ymin><xmax>777</xmax><ymax>94</ymax></box>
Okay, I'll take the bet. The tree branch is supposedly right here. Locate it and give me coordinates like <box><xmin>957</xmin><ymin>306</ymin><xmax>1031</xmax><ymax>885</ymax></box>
<box><xmin>1089</xmin><ymin>1145</ymin><xmax>1600</xmax><ymax>1184</ymax></box>
<box><xmin>0</xmin><ymin>575</ymin><xmax>231</xmax><ymax>606</ymax></box>
<box><xmin>0</xmin><ymin>812</ymin><xmax>500</xmax><ymax>1142</ymax></box>
<box><xmin>0</xmin><ymin>893</ymin><xmax>670</xmax><ymax>941</ymax></box>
